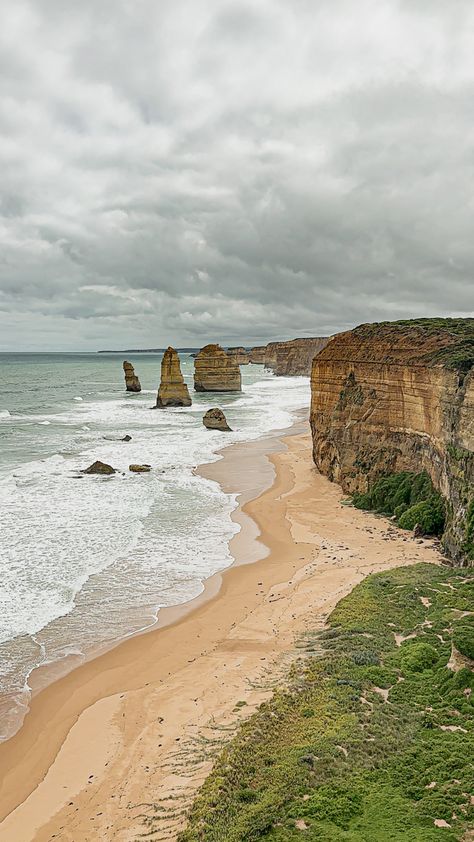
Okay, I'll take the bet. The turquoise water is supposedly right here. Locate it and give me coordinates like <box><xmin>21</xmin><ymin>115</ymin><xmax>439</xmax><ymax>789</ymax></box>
<box><xmin>0</xmin><ymin>353</ymin><xmax>310</xmax><ymax>740</ymax></box>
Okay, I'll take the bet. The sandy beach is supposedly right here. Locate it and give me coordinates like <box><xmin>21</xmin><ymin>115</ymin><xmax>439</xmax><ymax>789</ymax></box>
<box><xmin>0</xmin><ymin>419</ymin><xmax>444</xmax><ymax>842</ymax></box>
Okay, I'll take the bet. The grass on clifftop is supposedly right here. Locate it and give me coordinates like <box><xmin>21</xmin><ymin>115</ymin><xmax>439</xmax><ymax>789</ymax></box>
<box><xmin>352</xmin><ymin>470</ymin><xmax>446</xmax><ymax>537</ymax></box>
<box><xmin>355</xmin><ymin>318</ymin><xmax>474</xmax><ymax>373</ymax></box>
<box><xmin>177</xmin><ymin>564</ymin><xmax>474</xmax><ymax>842</ymax></box>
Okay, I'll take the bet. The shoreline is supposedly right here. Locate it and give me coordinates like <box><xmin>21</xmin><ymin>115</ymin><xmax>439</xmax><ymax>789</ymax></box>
<box><xmin>3</xmin><ymin>411</ymin><xmax>305</xmax><ymax>742</ymax></box>
<box><xmin>0</xmin><ymin>421</ymin><xmax>444</xmax><ymax>841</ymax></box>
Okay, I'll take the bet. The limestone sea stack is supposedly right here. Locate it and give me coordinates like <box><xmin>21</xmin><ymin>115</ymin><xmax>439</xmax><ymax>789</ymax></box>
<box><xmin>123</xmin><ymin>361</ymin><xmax>141</xmax><ymax>392</ymax></box>
<box><xmin>310</xmin><ymin>318</ymin><xmax>474</xmax><ymax>564</ymax></box>
<box><xmin>156</xmin><ymin>347</ymin><xmax>192</xmax><ymax>407</ymax></box>
<box><xmin>203</xmin><ymin>408</ymin><xmax>232</xmax><ymax>431</ymax></box>
<box><xmin>194</xmin><ymin>344</ymin><xmax>242</xmax><ymax>392</ymax></box>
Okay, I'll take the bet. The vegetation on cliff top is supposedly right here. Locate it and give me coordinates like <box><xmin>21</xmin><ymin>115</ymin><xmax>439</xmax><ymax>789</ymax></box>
<box><xmin>354</xmin><ymin>318</ymin><xmax>474</xmax><ymax>373</ymax></box>
<box><xmin>178</xmin><ymin>564</ymin><xmax>474</xmax><ymax>841</ymax></box>
<box><xmin>352</xmin><ymin>470</ymin><xmax>446</xmax><ymax>537</ymax></box>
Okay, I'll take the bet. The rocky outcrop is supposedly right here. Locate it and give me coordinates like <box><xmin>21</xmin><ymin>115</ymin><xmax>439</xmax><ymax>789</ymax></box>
<box><xmin>226</xmin><ymin>347</ymin><xmax>250</xmax><ymax>365</ymax></box>
<box><xmin>194</xmin><ymin>344</ymin><xmax>242</xmax><ymax>392</ymax></box>
<box><xmin>129</xmin><ymin>464</ymin><xmax>151</xmax><ymax>473</ymax></box>
<box><xmin>156</xmin><ymin>347</ymin><xmax>192</xmax><ymax>407</ymax></box>
<box><xmin>123</xmin><ymin>361</ymin><xmax>141</xmax><ymax>392</ymax></box>
<box><xmin>203</xmin><ymin>408</ymin><xmax>232</xmax><ymax>431</ymax></box>
<box><xmin>82</xmin><ymin>461</ymin><xmax>116</xmax><ymax>475</ymax></box>
<box><xmin>310</xmin><ymin>319</ymin><xmax>474</xmax><ymax>564</ymax></box>
<box><xmin>265</xmin><ymin>337</ymin><xmax>330</xmax><ymax>376</ymax></box>
<box><xmin>249</xmin><ymin>346</ymin><xmax>266</xmax><ymax>364</ymax></box>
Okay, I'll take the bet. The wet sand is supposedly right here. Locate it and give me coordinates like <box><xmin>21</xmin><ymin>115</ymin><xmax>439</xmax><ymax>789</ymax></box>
<box><xmin>0</xmin><ymin>421</ymin><xmax>443</xmax><ymax>841</ymax></box>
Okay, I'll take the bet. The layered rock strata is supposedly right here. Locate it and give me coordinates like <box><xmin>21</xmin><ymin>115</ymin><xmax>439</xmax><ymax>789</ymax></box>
<box><xmin>226</xmin><ymin>347</ymin><xmax>250</xmax><ymax>365</ymax></box>
<box><xmin>194</xmin><ymin>344</ymin><xmax>242</xmax><ymax>392</ymax></box>
<box><xmin>203</xmin><ymin>408</ymin><xmax>232</xmax><ymax>431</ymax></box>
<box><xmin>123</xmin><ymin>361</ymin><xmax>141</xmax><ymax>392</ymax></box>
<box><xmin>265</xmin><ymin>337</ymin><xmax>330</xmax><ymax>376</ymax></box>
<box><xmin>310</xmin><ymin>319</ymin><xmax>474</xmax><ymax>564</ymax></box>
<box><xmin>156</xmin><ymin>347</ymin><xmax>192</xmax><ymax>407</ymax></box>
<box><xmin>249</xmin><ymin>346</ymin><xmax>266</xmax><ymax>364</ymax></box>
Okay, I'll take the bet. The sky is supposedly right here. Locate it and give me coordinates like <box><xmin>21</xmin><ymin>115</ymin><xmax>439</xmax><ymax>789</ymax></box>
<box><xmin>1</xmin><ymin>0</ymin><xmax>474</xmax><ymax>351</ymax></box>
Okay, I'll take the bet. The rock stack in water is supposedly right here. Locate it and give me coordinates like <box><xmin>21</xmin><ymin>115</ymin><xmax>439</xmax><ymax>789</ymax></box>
<box><xmin>123</xmin><ymin>361</ymin><xmax>141</xmax><ymax>392</ymax></box>
<box><xmin>156</xmin><ymin>347</ymin><xmax>192</xmax><ymax>407</ymax></box>
<box><xmin>194</xmin><ymin>344</ymin><xmax>242</xmax><ymax>392</ymax></box>
<box><xmin>203</xmin><ymin>408</ymin><xmax>232</xmax><ymax>431</ymax></box>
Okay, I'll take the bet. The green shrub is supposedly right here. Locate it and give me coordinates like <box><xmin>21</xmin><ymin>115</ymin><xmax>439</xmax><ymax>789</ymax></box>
<box><xmin>353</xmin><ymin>471</ymin><xmax>446</xmax><ymax>536</ymax></box>
<box><xmin>400</xmin><ymin>641</ymin><xmax>438</xmax><ymax>673</ymax></box>
<box><xmin>299</xmin><ymin>784</ymin><xmax>363</xmax><ymax>829</ymax></box>
<box><xmin>452</xmin><ymin>619</ymin><xmax>474</xmax><ymax>660</ymax></box>
<box><xmin>398</xmin><ymin>498</ymin><xmax>445</xmax><ymax>535</ymax></box>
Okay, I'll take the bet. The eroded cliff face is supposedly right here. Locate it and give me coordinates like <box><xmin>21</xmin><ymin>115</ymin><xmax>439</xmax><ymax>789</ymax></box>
<box><xmin>194</xmin><ymin>344</ymin><xmax>242</xmax><ymax>392</ymax></box>
<box><xmin>265</xmin><ymin>337</ymin><xmax>330</xmax><ymax>376</ymax></box>
<box><xmin>310</xmin><ymin>320</ymin><xmax>474</xmax><ymax>563</ymax></box>
<box><xmin>226</xmin><ymin>347</ymin><xmax>250</xmax><ymax>365</ymax></box>
<box><xmin>156</xmin><ymin>347</ymin><xmax>192</xmax><ymax>407</ymax></box>
<box><xmin>249</xmin><ymin>346</ymin><xmax>266</xmax><ymax>364</ymax></box>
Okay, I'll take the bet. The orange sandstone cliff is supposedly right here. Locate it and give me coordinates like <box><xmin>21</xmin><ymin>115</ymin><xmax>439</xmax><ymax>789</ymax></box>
<box><xmin>310</xmin><ymin>319</ymin><xmax>474</xmax><ymax>563</ymax></box>
<box><xmin>265</xmin><ymin>337</ymin><xmax>330</xmax><ymax>376</ymax></box>
<box><xmin>226</xmin><ymin>347</ymin><xmax>250</xmax><ymax>366</ymax></box>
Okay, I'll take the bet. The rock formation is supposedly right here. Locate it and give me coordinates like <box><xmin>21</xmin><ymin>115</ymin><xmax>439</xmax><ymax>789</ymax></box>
<box><xmin>129</xmin><ymin>464</ymin><xmax>151</xmax><ymax>472</ymax></box>
<box><xmin>156</xmin><ymin>347</ymin><xmax>192</xmax><ymax>407</ymax></box>
<box><xmin>310</xmin><ymin>319</ymin><xmax>474</xmax><ymax>564</ymax></box>
<box><xmin>194</xmin><ymin>344</ymin><xmax>242</xmax><ymax>392</ymax></box>
<box><xmin>249</xmin><ymin>346</ymin><xmax>266</xmax><ymax>364</ymax></box>
<box><xmin>264</xmin><ymin>338</ymin><xmax>330</xmax><ymax>376</ymax></box>
<box><xmin>82</xmin><ymin>460</ymin><xmax>116</xmax><ymax>475</ymax></box>
<box><xmin>123</xmin><ymin>361</ymin><xmax>141</xmax><ymax>392</ymax></box>
<box><xmin>203</xmin><ymin>408</ymin><xmax>232</xmax><ymax>431</ymax></box>
<box><xmin>226</xmin><ymin>347</ymin><xmax>250</xmax><ymax>365</ymax></box>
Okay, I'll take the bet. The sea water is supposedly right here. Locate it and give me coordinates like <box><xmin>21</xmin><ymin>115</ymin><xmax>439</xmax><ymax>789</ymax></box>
<box><xmin>0</xmin><ymin>352</ymin><xmax>309</xmax><ymax>740</ymax></box>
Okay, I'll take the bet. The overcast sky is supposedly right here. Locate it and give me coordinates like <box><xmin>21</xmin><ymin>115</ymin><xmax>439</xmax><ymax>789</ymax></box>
<box><xmin>1</xmin><ymin>0</ymin><xmax>473</xmax><ymax>350</ymax></box>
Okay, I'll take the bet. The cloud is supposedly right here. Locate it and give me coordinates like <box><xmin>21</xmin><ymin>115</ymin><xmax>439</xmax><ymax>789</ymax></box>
<box><xmin>0</xmin><ymin>0</ymin><xmax>473</xmax><ymax>349</ymax></box>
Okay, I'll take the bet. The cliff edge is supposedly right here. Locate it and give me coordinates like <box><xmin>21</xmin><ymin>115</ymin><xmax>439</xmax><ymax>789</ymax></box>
<box><xmin>310</xmin><ymin>318</ymin><xmax>474</xmax><ymax>563</ymax></box>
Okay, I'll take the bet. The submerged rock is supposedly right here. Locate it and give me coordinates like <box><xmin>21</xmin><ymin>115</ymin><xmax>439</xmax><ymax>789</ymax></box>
<box><xmin>123</xmin><ymin>360</ymin><xmax>141</xmax><ymax>392</ymax></box>
<box><xmin>194</xmin><ymin>344</ymin><xmax>241</xmax><ymax>392</ymax></box>
<box><xmin>122</xmin><ymin>434</ymin><xmax>132</xmax><ymax>441</ymax></box>
<box><xmin>129</xmin><ymin>464</ymin><xmax>151</xmax><ymax>473</ymax></box>
<box><xmin>82</xmin><ymin>460</ymin><xmax>116</xmax><ymax>475</ymax></box>
<box><xmin>203</xmin><ymin>408</ymin><xmax>232</xmax><ymax>431</ymax></box>
<box><xmin>156</xmin><ymin>347</ymin><xmax>192</xmax><ymax>407</ymax></box>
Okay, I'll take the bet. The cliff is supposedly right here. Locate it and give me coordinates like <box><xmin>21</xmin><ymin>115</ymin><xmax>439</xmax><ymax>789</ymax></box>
<box><xmin>194</xmin><ymin>344</ymin><xmax>242</xmax><ymax>392</ymax></box>
<box><xmin>310</xmin><ymin>318</ymin><xmax>474</xmax><ymax>563</ymax></box>
<box><xmin>226</xmin><ymin>347</ymin><xmax>250</xmax><ymax>365</ymax></box>
<box><xmin>156</xmin><ymin>347</ymin><xmax>192</xmax><ymax>407</ymax></box>
<box><xmin>123</xmin><ymin>361</ymin><xmax>141</xmax><ymax>392</ymax></box>
<box><xmin>265</xmin><ymin>337</ymin><xmax>330</xmax><ymax>376</ymax></box>
<box><xmin>249</xmin><ymin>346</ymin><xmax>266</xmax><ymax>364</ymax></box>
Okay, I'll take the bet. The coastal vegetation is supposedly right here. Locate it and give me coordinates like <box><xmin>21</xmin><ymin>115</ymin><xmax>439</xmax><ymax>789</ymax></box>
<box><xmin>352</xmin><ymin>470</ymin><xmax>446</xmax><ymax>536</ymax></box>
<box><xmin>178</xmin><ymin>564</ymin><xmax>474</xmax><ymax>841</ymax></box>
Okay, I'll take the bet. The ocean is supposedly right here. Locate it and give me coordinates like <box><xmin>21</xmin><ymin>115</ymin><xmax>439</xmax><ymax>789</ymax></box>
<box><xmin>0</xmin><ymin>352</ymin><xmax>310</xmax><ymax>741</ymax></box>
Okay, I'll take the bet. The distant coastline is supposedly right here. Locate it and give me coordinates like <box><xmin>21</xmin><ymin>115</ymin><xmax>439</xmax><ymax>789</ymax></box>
<box><xmin>97</xmin><ymin>348</ymin><xmax>200</xmax><ymax>354</ymax></box>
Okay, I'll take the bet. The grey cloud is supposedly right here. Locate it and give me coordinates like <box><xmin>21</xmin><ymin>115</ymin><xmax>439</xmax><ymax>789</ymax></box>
<box><xmin>0</xmin><ymin>0</ymin><xmax>474</xmax><ymax>350</ymax></box>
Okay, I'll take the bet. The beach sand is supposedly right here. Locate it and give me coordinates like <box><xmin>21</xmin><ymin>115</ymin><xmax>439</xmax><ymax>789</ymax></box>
<box><xmin>0</xmin><ymin>420</ymin><xmax>444</xmax><ymax>841</ymax></box>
